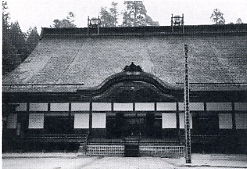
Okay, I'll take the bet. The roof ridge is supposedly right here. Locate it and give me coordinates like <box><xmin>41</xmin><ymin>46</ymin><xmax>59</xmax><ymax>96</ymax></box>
<box><xmin>41</xmin><ymin>24</ymin><xmax>247</xmax><ymax>38</ymax></box>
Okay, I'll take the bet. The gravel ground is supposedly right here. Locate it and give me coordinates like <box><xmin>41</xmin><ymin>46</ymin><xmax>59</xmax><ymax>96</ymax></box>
<box><xmin>2</xmin><ymin>155</ymin><xmax>96</xmax><ymax>169</ymax></box>
<box><xmin>164</xmin><ymin>154</ymin><xmax>247</xmax><ymax>168</ymax></box>
<box><xmin>2</xmin><ymin>153</ymin><xmax>247</xmax><ymax>169</ymax></box>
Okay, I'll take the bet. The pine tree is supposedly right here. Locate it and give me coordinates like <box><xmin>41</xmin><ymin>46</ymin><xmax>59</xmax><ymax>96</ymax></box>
<box><xmin>2</xmin><ymin>1</ymin><xmax>20</xmax><ymax>74</ymax></box>
<box><xmin>110</xmin><ymin>2</ymin><xmax>118</xmax><ymax>26</ymax></box>
<box><xmin>122</xmin><ymin>1</ymin><xmax>147</xmax><ymax>26</ymax></box>
<box><xmin>52</xmin><ymin>12</ymin><xmax>76</xmax><ymax>28</ymax></box>
<box><xmin>236</xmin><ymin>18</ymin><xmax>243</xmax><ymax>24</ymax></box>
<box><xmin>210</xmin><ymin>9</ymin><xmax>225</xmax><ymax>25</ymax></box>
<box><xmin>122</xmin><ymin>1</ymin><xmax>159</xmax><ymax>27</ymax></box>
<box><xmin>100</xmin><ymin>2</ymin><xmax>118</xmax><ymax>27</ymax></box>
<box><xmin>26</xmin><ymin>27</ymin><xmax>40</xmax><ymax>54</ymax></box>
<box><xmin>100</xmin><ymin>7</ymin><xmax>115</xmax><ymax>27</ymax></box>
<box><xmin>9</xmin><ymin>21</ymin><xmax>28</xmax><ymax>61</ymax></box>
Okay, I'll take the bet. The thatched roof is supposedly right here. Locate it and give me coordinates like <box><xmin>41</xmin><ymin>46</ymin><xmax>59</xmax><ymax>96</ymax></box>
<box><xmin>3</xmin><ymin>25</ymin><xmax>247</xmax><ymax>92</ymax></box>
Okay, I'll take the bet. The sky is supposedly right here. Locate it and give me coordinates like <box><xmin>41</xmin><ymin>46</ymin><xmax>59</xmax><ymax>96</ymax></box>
<box><xmin>5</xmin><ymin>0</ymin><xmax>247</xmax><ymax>33</ymax></box>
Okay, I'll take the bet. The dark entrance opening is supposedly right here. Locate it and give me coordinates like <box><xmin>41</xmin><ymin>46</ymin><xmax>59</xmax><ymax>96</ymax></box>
<box><xmin>192</xmin><ymin>112</ymin><xmax>220</xmax><ymax>153</ymax></box>
<box><xmin>193</xmin><ymin>113</ymin><xmax>219</xmax><ymax>135</ymax></box>
<box><xmin>124</xmin><ymin>144</ymin><xmax>139</xmax><ymax>157</ymax></box>
<box><xmin>146</xmin><ymin>113</ymin><xmax>155</xmax><ymax>137</ymax></box>
<box><xmin>124</xmin><ymin>113</ymin><xmax>145</xmax><ymax>137</ymax></box>
<box><xmin>44</xmin><ymin>116</ymin><xmax>74</xmax><ymax>134</ymax></box>
<box><xmin>107</xmin><ymin>112</ymin><xmax>162</xmax><ymax>139</ymax></box>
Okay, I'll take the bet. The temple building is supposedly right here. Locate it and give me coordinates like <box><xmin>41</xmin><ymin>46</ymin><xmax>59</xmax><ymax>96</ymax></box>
<box><xmin>2</xmin><ymin>24</ymin><xmax>247</xmax><ymax>157</ymax></box>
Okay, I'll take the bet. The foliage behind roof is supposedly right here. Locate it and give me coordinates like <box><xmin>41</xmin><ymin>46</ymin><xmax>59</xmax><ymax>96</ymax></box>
<box><xmin>3</xmin><ymin>25</ymin><xmax>247</xmax><ymax>92</ymax></box>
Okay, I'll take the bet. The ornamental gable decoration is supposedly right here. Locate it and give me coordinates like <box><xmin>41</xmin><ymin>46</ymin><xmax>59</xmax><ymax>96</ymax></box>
<box><xmin>123</xmin><ymin>62</ymin><xmax>143</xmax><ymax>72</ymax></box>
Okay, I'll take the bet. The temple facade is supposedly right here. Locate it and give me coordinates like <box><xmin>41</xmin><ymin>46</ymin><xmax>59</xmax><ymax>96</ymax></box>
<box><xmin>2</xmin><ymin>24</ymin><xmax>247</xmax><ymax>156</ymax></box>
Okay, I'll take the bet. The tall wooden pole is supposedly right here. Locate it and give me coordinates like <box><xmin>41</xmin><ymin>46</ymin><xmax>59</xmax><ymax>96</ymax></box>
<box><xmin>184</xmin><ymin>44</ymin><xmax>191</xmax><ymax>163</ymax></box>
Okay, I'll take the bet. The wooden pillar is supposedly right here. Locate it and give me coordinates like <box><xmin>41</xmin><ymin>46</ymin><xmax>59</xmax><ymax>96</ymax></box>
<box><xmin>171</xmin><ymin>14</ymin><xmax>174</xmax><ymax>32</ymax></box>
<box><xmin>176</xmin><ymin>102</ymin><xmax>180</xmax><ymax>142</ymax></box>
<box><xmin>87</xmin><ymin>16</ymin><xmax>90</xmax><ymax>35</ymax></box>
<box><xmin>182</xmin><ymin>13</ymin><xmax>184</xmax><ymax>33</ymax></box>
<box><xmin>184</xmin><ymin>44</ymin><xmax>191</xmax><ymax>163</ymax></box>
<box><xmin>232</xmin><ymin>102</ymin><xmax>236</xmax><ymax>130</ymax></box>
<box><xmin>89</xmin><ymin>101</ymin><xmax>92</xmax><ymax>134</ymax></box>
<box><xmin>69</xmin><ymin>102</ymin><xmax>71</xmax><ymax>117</ymax></box>
<box><xmin>68</xmin><ymin>102</ymin><xmax>72</xmax><ymax>134</ymax></box>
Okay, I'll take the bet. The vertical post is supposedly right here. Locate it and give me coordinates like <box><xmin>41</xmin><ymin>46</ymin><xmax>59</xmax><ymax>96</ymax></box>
<box><xmin>171</xmin><ymin>14</ymin><xmax>174</xmax><ymax>32</ymax></box>
<box><xmin>232</xmin><ymin>102</ymin><xmax>236</xmax><ymax>130</ymax></box>
<box><xmin>87</xmin><ymin>16</ymin><xmax>90</xmax><ymax>35</ymax></box>
<box><xmin>182</xmin><ymin>13</ymin><xmax>184</xmax><ymax>33</ymax></box>
<box><xmin>69</xmin><ymin>102</ymin><xmax>71</xmax><ymax>118</ymax></box>
<box><xmin>69</xmin><ymin>102</ymin><xmax>72</xmax><ymax>134</ymax></box>
<box><xmin>176</xmin><ymin>102</ymin><xmax>180</xmax><ymax>142</ymax></box>
<box><xmin>184</xmin><ymin>44</ymin><xmax>191</xmax><ymax>163</ymax></box>
<box><xmin>89</xmin><ymin>101</ymin><xmax>92</xmax><ymax>134</ymax></box>
<box><xmin>97</xmin><ymin>16</ymin><xmax>100</xmax><ymax>35</ymax></box>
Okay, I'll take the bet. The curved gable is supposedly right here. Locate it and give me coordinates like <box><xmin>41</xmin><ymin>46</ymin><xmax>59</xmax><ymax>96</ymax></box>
<box><xmin>78</xmin><ymin>63</ymin><xmax>183</xmax><ymax>102</ymax></box>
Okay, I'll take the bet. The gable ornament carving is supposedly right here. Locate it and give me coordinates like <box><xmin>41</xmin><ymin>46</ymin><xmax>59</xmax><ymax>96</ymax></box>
<box><xmin>123</xmin><ymin>62</ymin><xmax>143</xmax><ymax>73</ymax></box>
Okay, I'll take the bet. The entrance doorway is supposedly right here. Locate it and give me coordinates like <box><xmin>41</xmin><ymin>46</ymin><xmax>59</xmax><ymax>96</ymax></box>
<box><xmin>124</xmin><ymin>144</ymin><xmax>139</xmax><ymax>157</ymax></box>
<box><xmin>106</xmin><ymin>112</ymin><xmax>160</xmax><ymax>139</ymax></box>
<box><xmin>124</xmin><ymin>113</ymin><xmax>145</xmax><ymax>137</ymax></box>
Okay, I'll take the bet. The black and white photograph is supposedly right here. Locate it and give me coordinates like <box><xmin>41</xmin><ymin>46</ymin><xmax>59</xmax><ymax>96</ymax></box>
<box><xmin>2</xmin><ymin>0</ymin><xmax>247</xmax><ymax>168</ymax></box>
